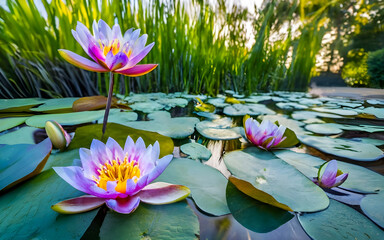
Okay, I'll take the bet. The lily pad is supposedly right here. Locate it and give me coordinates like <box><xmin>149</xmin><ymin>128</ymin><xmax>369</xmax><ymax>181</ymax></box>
<box><xmin>0</xmin><ymin>126</ymin><xmax>38</xmax><ymax>145</ymax></box>
<box><xmin>299</xmin><ymin>135</ymin><xmax>384</xmax><ymax>161</ymax></box>
<box><xmin>31</xmin><ymin>98</ymin><xmax>78</xmax><ymax>113</ymax></box>
<box><xmin>125</xmin><ymin>93</ymin><xmax>167</xmax><ymax>103</ymax></box>
<box><xmin>123</xmin><ymin>117</ymin><xmax>199</xmax><ymax>139</ymax></box>
<box><xmin>224</xmin><ymin>147</ymin><xmax>329</xmax><ymax>212</ymax></box>
<box><xmin>359</xmin><ymin>107</ymin><xmax>384</xmax><ymax>119</ymax></box>
<box><xmin>312</xmin><ymin>107</ymin><xmax>358</xmax><ymax>116</ymax></box>
<box><xmin>223</xmin><ymin>104</ymin><xmax>275</xmax><ymax>116</ymax></box>
<box><xmin>68</xmin><ymin>123</ymin><xmax>174</xmax><ymax>158</ymax></box>
<box><xmin>367</xmin><ymin>99</ymin><xmax>384</xmax><ymax>106</ymax></box>
<box><xmin>0</xmin><ymin>117</ymin><xmax>28</xmax><ymax>132</ymax></box>
<box><xmin>291</xmin><ymin>111</ymin><xmax>344</xmax><ymax>120</ymax></box>
<box><xmin>147</xmin><ymin>111</ymin><xmax>171</xmax><ymax>121</ymax></box>
<box><xmin>155</xmin><ymin>158</ymin><xmax>230</xmax><ymax>216</ymax></box>
<box><xmin>226</xmin><ymin>180</ymin><xmax>294</xmax><ymax>233</ymax></box>
<box><xmin>43</xmin><ymin>149</ymin><xmax>79</xmax><ymax>171</ymax></box>
<box><xmin>305</xmin><ymin>123</ymin><xmax>343</xmax><ymax>135</ymax></box>
<box><xmin>273</xmin><ymin>150</ymin><xmax>384</xmax><ymax>193</ymax></box>
<box><xmin>0</xmin><ymin>169</ymin><xmax>98</xmax><ymax>239</ymax></box>
<box><xmin>129</xmin><ymin>101</ymin><xmax>164</xmax><ymax>113</ymax></box>
<box><xmin>0</xmin><ymin>98</ymin><xmax>45</xmax><ymax>112</ymax></box>
<box><xmin>207</xmin><ymin>98</ymin><xmax>230</xmax><ymax>108</ymax></box>
<box><xmin>276</xmin><ymin>102</ymin><xmax>308</xmax><ymax>110</ymax></box>
<box><xmin>193</xmin><ymin>111</ymin><xmax>221</xmax><ymax>120</ymax></box>
<box><xmin>100</xmin><ymin>201</ymin><xmax>199</xmax><ymax>240</ymax></box>
<box><xmin>298</xmin><ymin>199</ymin><xmax>384</xmax><ymax>240</ymax></box>
<box><xmin>26</xmin><ymin>110</ymin><xmax>106</xmax><ymax>128</ymax></box>
<box><xmin>97</xmin><ymin>110</ymin><xmax>138</xmax><ymax>124</ymax></box>
<box><xmin>0</xmin><ymin>138</ymin><xmax>52</xmax><ymax>191</ymax></box>
<box><xmin>347</xmin><ymin>138</ymin><xmax>384</xmax><ymax>146</ymax></box>
<box><xmin>196</xmin><ymin>118</ymin><xmax>241</xmax><ymax>140</ymax></box>
<box><xmin>361</xmin><ymin>193</ymin><xmax>384</xmax><ymax>228</ymax></box>
<box><xmin>157</xmin><ymin>98</ymin><xmax>188</xmax><ymax>110</ymax></box>
<box><xmin>180</xmin><ymin>142</ymin><xmax>212</xmax><ymax>160</ymax></box>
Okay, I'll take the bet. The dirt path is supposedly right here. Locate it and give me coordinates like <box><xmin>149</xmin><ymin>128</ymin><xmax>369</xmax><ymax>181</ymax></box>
<box><xmin>309</xmin><ymin>87</ymin><xmax>384</xmax><ymax>100</ymax></box>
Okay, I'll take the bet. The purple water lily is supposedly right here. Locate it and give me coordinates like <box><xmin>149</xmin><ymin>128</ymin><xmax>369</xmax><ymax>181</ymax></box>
<box><xmin>59</xmin><ymin>19</ymin><xmax>157</xmax><ymax>134</ymax></box>
<box><xmin>52</xmin><ymin>136</ymin><xmax>190</xmax><ymax>214</ymax></box>
<box><xmin>314</xmin><ymin>160</ymin><xmax>348</xmax><ymax>188</ymax></box>
<box><xmin>59</xmin><ymin>19</ymin><xmax>157</xmax><ymax>76</ymax></box>
<box><xmin>244</xmin><ymin>117</ymin><xmax>286</xmax><ymax>150</ymax></box>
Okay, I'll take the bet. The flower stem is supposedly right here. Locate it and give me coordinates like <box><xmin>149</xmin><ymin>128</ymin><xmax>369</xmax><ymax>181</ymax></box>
<box><xmin>102</xmin><ymin>73</ymin><xmax>114</xmax><ymax>135</ymax></box>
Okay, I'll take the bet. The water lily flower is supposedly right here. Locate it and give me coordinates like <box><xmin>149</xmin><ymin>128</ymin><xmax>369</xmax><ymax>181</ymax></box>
<box><xmin>52</xmin><ymin>136</ymin><xmax>190</xmax><ymax>214</ymax></box>
<box><xmin>45</xmin><ymin>120</ymin><xmax>71</xmax><ymax>151</ymax></box>
<box><xmin>59</xmin><ymin>19</ymin><xmax>157</xmax><ymax>76</ymax></box>
<box><xmin>59</xmin><ymin>19</ymin><xmax>158</xmax><ymax>134</ymax></box>
<box><xmin>244</xmin><ymin>116</ymin><xmax>286</xmax><ymax>150</ymax></box>
<box><xmin>314</xmin><ymin>160</ymin><xmax>348</xmax><ymax>188</ymax></box>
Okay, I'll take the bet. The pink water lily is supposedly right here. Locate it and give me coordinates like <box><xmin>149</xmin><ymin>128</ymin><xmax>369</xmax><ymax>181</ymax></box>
<box><xmin>314</xmin><ymin>160</ymin><xmax>348</xmax><ymax>188</ymax></box>
<box><xmin>244</xmin><ymin>117</ymin><xmax>286</xmax><ymax>150</ymax></box>
<box><xmin>52</xmin><ymin>136</ymin><xmax>190</xmax><ymax>214</ymax></box>
<box><xmin>59</xmin><ymin>19</ymin><xmax>157</xmax><ymax>76</ymax></box>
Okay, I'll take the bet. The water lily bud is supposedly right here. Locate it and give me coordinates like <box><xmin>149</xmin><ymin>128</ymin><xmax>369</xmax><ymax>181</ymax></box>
<box><xmin>45</xmin><ymin>120</ymin><xmax>71</xmax><ymax>151</ymax></box>
<box><xmin>316</xmin><ymin>160</ymin><xmax>348</xmax><ymax>188</ymax></box>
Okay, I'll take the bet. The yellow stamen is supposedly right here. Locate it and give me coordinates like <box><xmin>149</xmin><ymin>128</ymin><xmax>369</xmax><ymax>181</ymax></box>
<box><xmin>112</xmin><ymin>39</ymin><xmax>120</xmax><ymax>55</ymax></box>
<box><xmin>92</xmin><ymin>154</ymin><xmax>141</xmax><ymax>193</ymax></box>
<box><xmin>124</xmin><ymin>48</ymin><xmax>132</xmax><ymax>58</ymax></box>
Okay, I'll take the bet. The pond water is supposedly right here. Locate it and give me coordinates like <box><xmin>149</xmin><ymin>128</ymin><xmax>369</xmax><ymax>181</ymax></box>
<box><xmin>0</xmin><ymin>91</ymin><xmax>383</xmax><ymax>239</ymax></box>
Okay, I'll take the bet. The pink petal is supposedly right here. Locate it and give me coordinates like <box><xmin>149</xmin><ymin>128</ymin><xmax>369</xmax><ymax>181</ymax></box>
<box><xmin>125</xmin><ymin>42</ymin><xmax>155</xmax><ymax>69</ymax></box>
<box><xmin>51</xmin><ymin>195</ymin><xmax>105</xmax><ymax>214</ymax></box>
<box><xmin>106</xmin><ymin>137</ymin><xmax>124</xmax><ymax>161</ymax></box>
<box><xmin>333</xmin><ymin>173</ymin><xmax>348</xmax><ymax>188</ymax></box>
<box><xmin>138</xmin><ymin>182</ymin><xmax>190</xmax><ymax>205</ymax></box>
<box><xmin>319</xmin><ymin>160</ymin><xmax>338</xmax><ymax>188</ymax></box>
<box><xmin>146</xmin><ymin>154</ymin><xmax>173</xmax><ymax>184</ymax></box>
<box><xmin>105</xmin><ymin>196</ymin><xmax>141</xmax><ymax>214</ymax></box>
<box><xmin>53</xmin><ymin>166</ymin><xmax>119</xmax><ymax>199</ymax></box>
<box><xmin>58</xmin><ymin>50</ymin><xmax>108</xmax><ymax>72</ymax></box>
<box><xmin>115</xmin><ymin>64</ymin><xmax>158</xmax><ymax>77</ymax></box>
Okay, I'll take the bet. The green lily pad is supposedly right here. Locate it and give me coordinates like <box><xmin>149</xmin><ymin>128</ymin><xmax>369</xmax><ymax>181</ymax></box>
<box><xmin>312</xmin><ymin>107</ymin><xmax>358</xmax><ymax>116</ymax></box>
<box><xmin>347</xmin><ymin>138</ymin><xmax>384</xmax><ymax>146</ymax></box>
<box><xmin>97</xmin><ymin>110</ymin><xmax>138</xmax><ymax>124</ymax></box>
<box><xmin>302</xmin><ymin>118</ymin><xmax>325</xmax><ymax>124</ymax></box>
<box><xmin>68</xmin><ymin>123</ymin><xmax>174</xmax><ymax>158</ymax></box>
<box><xmin>180</xmin><ymin>142</ymin><xmax>212</xmax><ymax>160</ymax></box>
<box><xmin>223</xmin><ymin>104</ymin><xmax>275</xmax><ymax>116</ymax></box>
<box><xmin>367</xmin><ymin>99</ymin><xmax>384</xmax><ymax>106</ymax></box>
<box><xmin>125</xmin><ymin>93</ymin><xmax>167</xmax><ymax>103</ymax></box>
<box><xmin>0</xmin><ymin>117</ymin><xmax>28</xmax><ymax>132</ymax></box>
<box><xmin>0</xmin><ymin>138</ymin><xmax>52</xmax><ymax>191</ymax></box>
<box><xmin>0</xmin><ymin>98</ymin><xmax>45</xmax><ymax>112</ymax></box>
<box><xmin>273</xmin><ymin>150</ymin><xmax>384</xmax><ymax>193</ymax></box>
<box><xmin>359</xmin><ymin>107</ymin><xmax>384</xmax><ymax>118</ymax></box>
<box><xmin>299</xmin><ymin>99</ymin><xmax>323</xmax><ymax>106</ymax></box>
<box><xmin>147</xmin><ymin>111</ymin><xmax>171</xmax><ymax>121</ymax></box>
<box><xmin>298</xmin><ymin>199</ymin><xmax>384</xmax><ymax>240</ymax></box>
<box><xmin>155</xmin><ymin>158</ymin><xmax>230</xmax><ymax>216</ymax></box>
<box><xmin>123</xmin><ymin>117</ymin><xmax>199</xmax><ymax>139</ymax></box>
<box><xmin>194</xmin><ymin>111</ymin><xmax>221</xmax><ymax>119</ymax></box>
<box><xmin>305</xmin><ymin>123</ymin><xmax>343</xmax><ymax>135</ymax></box>
<box><xmin>196</xmin><ymin>118</ymin><xmax>241</xmax><ymax>140</ymax></box>
<box><xmin>157</xmin><ymin>98</ymin><xmax>188</xmax><ymax>110</ymax></box>
<box><xmin>291</xmin><ymin>111</ymin><xmax>344</xmax><ymax>120</ymax></box>
<box><xmin>335</xmin><ymin>102</ymin><xmax>362</xmax><ymax>108</ymax></box>
<box><xmin>43</xmin><ymin>149</ymin><xmax>79</xmax><ymax>171</ymax></box>
<box><xmin>0</xmin><ymin>126</ymin><xmax>38</xmax><ymax>145</ymax></box>
<box><xmin>207</xmin><ymin>98</ymin><xmax>230</xmax><ymax>108</ymax></box>
<box><xmin>223</xmin><ymin>147</ymin><xmax>329</xmax><ymax>212</ymax></box>
<box><xmin>26</xmin><ymin>110</ymin><xmax>106</xmax><ymax>128</ymax></box>
<box><xmin>0</xmin><ymin>169</ymin><xmax>98</xmax><ymax>239</ymax></box>
<box><xmin>100</xmin><ymin>201</ymin><xmax>199</xmax><ymax>240</ymax></box>
<box><xmin>361</xmin><ymin>193</ymin><xmax>384</xmax><ymax>228</ymax></box>
<box><xmin>276</xmin><ymin>102</ymin><xmax>308</xmax><ymax>110</ymax></box>
<box><xmin>299</xmin><ymin>135</ymin><xmax>384</xmax><ymax>161</ymax></box>
<box><xmin>226</xmin><ymin>180</ymin><xmax>294</xmax><ymax>233</ymax></box>
<box><xmin>30</xmin><ymin>98</ymin><xmax>78</xmax><ymax>113</ymax></box>
<box><xmin>129</xmin><ymin>101</ymin><xmax>164</xmax><ymax>113</ymax></box>
<box><xmin>243</xmin><ymin>96</ymin><xmax>272</xmax><ymax>103</ymax></box>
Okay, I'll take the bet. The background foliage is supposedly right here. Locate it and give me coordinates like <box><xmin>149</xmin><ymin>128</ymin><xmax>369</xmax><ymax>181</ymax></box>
<box><xmin>0</xmin><ymin>0</ymin><xmax>382</xmax><ymax>98</ymax></box>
